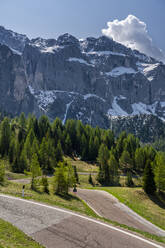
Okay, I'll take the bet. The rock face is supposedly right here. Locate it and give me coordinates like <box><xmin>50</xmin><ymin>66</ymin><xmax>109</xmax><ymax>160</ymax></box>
<box><xmin>0</xmin><ymin>26</ymin><xmax>165</xmax><ymax>130</ymax></box>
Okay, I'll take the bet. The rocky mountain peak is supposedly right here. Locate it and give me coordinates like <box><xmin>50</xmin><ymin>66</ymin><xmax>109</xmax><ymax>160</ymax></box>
<box><xmin>0</xmin><ymin>25</ymin><xmax>29</xmax><ymax>53</ymax></box>
<box><xmin>57</xmin><ymin>33</ymin><xmax>79</xmax><ymax>46</ymax></box>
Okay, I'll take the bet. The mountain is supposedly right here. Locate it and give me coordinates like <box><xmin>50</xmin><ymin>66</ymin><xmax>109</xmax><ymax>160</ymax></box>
<box><xmin>0</xmin><ymin>26</ymin><xmax>165</xmax><ymax>134</ymax></box>
<box><xmin>109</xmin><ymin>114</ymin><xmax>165</xmax><ymax>143</ymax></box>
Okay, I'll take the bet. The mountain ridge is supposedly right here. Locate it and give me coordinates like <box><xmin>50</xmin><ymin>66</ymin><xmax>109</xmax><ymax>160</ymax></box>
<box><xmin>0</xmin><ymin>25</ymin><xmax>165</xmax><ymax>133</ymax></box>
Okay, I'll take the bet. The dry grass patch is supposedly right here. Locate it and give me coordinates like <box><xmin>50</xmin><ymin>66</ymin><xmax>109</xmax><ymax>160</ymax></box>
<box><xmin>64</xmin><ymin>156</ymin><xmax>98</xmax><ymax>172</ymax></box>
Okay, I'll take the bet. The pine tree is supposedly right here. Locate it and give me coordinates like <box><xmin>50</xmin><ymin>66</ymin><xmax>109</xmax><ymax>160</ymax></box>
<box><xmin>65</xmin><ymin>134</ymin><xmax>72</xmax><ymax>155</ymax></box>
<box><xmin>55</xmin><ymin>141</ymin><xmax>63</xmax><ymax>162</ymax></box>
<box><xmin>0</xmin><ymin>117</ymin><xmax>11</xmax><ymax>156</ymax></box>
<box><xmin>19</xmin><ymin>112</ymin><xmax>26</xmax><ymax>129</ymax></box>
<box><xmin>88</xmin><ymin>173</ymin><xmax>94</xmax><ymax>186</ymax></box>
<box><xmin>97</xmin><ymin>144</ymin><xmax>110</xmax><ymax>185</ymax></box>
<box><xmin>30</xmin><ymin>154</ymin><xmax>41</xmax><ymax>190</ymax></box>
<box><xmin>119</xmin><ymin>150</ymin><xmax>133</xmax><ymax>172</ymax></box>
<box><xmin>8</xmin><ymin>138</ymin><xmax>16</xmax><ymax>164</ymax></box>
<box><xmin>154</xmin><ymin>152</ymin><xmax>165</xmax><ymax>192</ymax></box>
<box><xmin>126</xmin><ymin>171</ymin><xmax>134</xmax><ymax>187</ymax></box>
<box><xmin>143</xmin><ymin>159</ymin><xmax>156</xmax><ymax>194</ymax></box>
<box><xmin>53</xmin><ymin>162</ymin><xmax>75</xmax><ymax>195</ymax></box>
<box><xmin>41</xmin><ymin>176</ymin><xmax>49</xmax><ymax>194</ymax></box>
<box><xmin>108</xmin><ymin>152</ymin><xmax>119</xmax><ymax>186</ymax></box>
<box><xmin>135</xmin><ymin>147</ymin><xmax>146</xmax><ymax>171</ymax></box>
<box><xmin>0</xmin><ymin>160</ymin><xmax>5</xmax><ymax>185</ymax></box>
<box><xmin>73</xmin><ymin>165</ymin><xmax>79</xmax><ymax>184</ymax></box>
<box><xmin>39</xmin><ymin>137</ymin><xmax>49</xmax><ymax>174</ymax></box>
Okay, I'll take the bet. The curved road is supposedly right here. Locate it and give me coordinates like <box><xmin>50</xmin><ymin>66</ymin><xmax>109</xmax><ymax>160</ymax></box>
<box><xmin>77</xmin><ymin>189</ymin><xmax>165</xmax><ymax>237</ymax></box>
<box><xmin>0</xmin><ymin>194</ymin><xmax>164</xmax><ymax>248</ymax></box>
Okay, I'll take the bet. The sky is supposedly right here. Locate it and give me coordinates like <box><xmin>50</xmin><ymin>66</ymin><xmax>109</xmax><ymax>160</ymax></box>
<box><xmin>0</xmin><ymin>0</ymin><xmax>165</xmax><ymax>60</ymax></box>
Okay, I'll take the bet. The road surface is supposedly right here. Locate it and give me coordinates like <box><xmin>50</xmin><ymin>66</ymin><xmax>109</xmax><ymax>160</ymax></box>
<box><xmin>0</xmin><ymin>194</ymin><xmax>164</xmax><ymax>248</ymax></box>
<box><xmin>77</xmin><ymin>189</ymin><xmax>165</xmax><ymax>237</ymax></box>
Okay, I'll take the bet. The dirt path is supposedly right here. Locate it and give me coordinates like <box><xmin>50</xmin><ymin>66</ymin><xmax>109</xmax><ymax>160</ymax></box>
<box><xmin>77</xmin><ymin>189</ymin><xmax>165</xmax><ymax>237</ymax></box>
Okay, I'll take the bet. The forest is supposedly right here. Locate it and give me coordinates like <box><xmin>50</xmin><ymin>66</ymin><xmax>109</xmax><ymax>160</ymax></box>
<box><xmin>0</xmin><ymin>113</ymin><xmax>165</xmax><ymax>195</ymax></box>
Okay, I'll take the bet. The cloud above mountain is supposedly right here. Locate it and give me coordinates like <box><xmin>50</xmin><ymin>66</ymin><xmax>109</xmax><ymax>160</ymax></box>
<box><xmin>102</xmin><ymin>15</ymin><xmax>165</xmax><ymax>62</ymax></box>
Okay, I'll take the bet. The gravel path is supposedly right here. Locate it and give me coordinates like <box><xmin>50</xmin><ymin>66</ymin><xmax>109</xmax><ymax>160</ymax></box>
<box><xmin>0</xmin><ymin>194</ymin><xmax>164</xmax><ymax>248</ymax></box>
<box><xmin>77</xmin><ymin>189</ymin><xmax>165</xmax><ymax>237</ymax></box>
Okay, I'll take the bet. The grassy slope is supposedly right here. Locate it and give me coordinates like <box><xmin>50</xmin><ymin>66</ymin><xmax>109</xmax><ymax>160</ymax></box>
<box><xmin>0</xmin><ymin>181</ymin><xmax>97</xmax><ymax>218</ymax></box>
<box><xmin>0</xmin><ymin>218</ymin><xmax>43</xmax><ymax>248</ymax></box>
<box><xmin>95</xmin><ymin>187</ymin><xmax>165</xmax><ymax>231</ymax></box>
<box><xmin>64</xmin><ymin>156</ymin><xmax>98</xmax><ymax>172</ymax></box>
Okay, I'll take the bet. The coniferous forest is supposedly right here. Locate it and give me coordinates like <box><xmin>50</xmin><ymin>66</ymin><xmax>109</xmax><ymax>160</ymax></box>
<box><xmin>0</xmin><ymin>113</ymin><xmax>165</xmax><ymax>195</ymax></box>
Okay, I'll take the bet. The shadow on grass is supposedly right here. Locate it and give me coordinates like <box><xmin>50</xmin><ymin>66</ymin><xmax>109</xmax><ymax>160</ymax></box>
<box><xmin>148</xmin><ymin>191</ymin><xmax>165</xmax><ymax>210</ymax></box>
<box><xmin>56</xmin><ymin>193</ymin><xmax>79</xmax><ymax>201</ymax></box>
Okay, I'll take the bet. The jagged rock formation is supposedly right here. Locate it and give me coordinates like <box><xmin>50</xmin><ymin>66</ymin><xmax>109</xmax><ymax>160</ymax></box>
<box><xmin>0</xmin><ymin>26</ymin><xmax>165</xmax><ymax>132</ymax></box>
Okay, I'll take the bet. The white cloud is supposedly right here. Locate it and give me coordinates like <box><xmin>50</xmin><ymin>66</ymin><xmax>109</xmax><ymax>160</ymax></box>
<box><xmin>102</xmin><ymin>15</ymin><xmax>165</xmax><ymax>62</ymax></box>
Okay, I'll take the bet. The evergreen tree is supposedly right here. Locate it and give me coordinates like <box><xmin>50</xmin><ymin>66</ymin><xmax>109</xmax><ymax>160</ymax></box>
<box><xmin>0</xmin><ymin>160</ymin><xmax>5</xmax><ymax>185</ymax></box>
<box><xmin>119</xmin><ymin>150</ymin><xmax>133</xmax><ymax>172</ymax></box>
<box><xmin>64</xmin><ymin>134</ymin><xmax>72</xmax><ymax>155</ymax></box>
<box><xmin>154</xmin><ymin>152</ymin><xmax>165</xmax><ymax>192</ymax></box>
<box><xmin>38</xmin><ymin>115</ymin><xmax>50</xmax><ymax>139</ymax></box>
<box><xmin>135</xmin><ymin>147</ymin><xmax>146</xmax><ymax>171</ymax></box>
<box><xmin>116</xmin><ymin>131</ymin><xmax>127</xmax><ymax>159</ymax></box>
<box><xmin>73</xmin><ymin>165</ymin><xmax>79</xmax><ymax>184</ymax></box>
<box><xmin>19</xmin><ymin>112</ymin><xmax>26</xmax><ymax>129</ymax></box>
<box><xmin>126</xmin><ymin>171</ymin><xmax>134</xmax><ymax>187</ymax></box>
<box><xmin>8</xmin><ymin>138</ymin><xmax>16</xmax><ymax>164</ymax></box>
<box><xmin>19</xmin><ymin>149</ymin><xmax>28</xmax><ymax>173</ymax></box>
<box><xmin>53</xmin><ymin>162</ymin><xmax>75</xmax><ymax>195</ymax></box>
<box><xmin>41</xmin><ymin>176</ymin><xmax>49</xmax><ymax>194</ymax></box>
<box><xmin>30</xmin><ymin>154</ymin><xmax>41</xmax><ymax>190</ymax></box>
<box><xmin>108</xmin><ymin>152</ymin><xmax>120</xmax><ymax>186</ymax></box>
<box><xmin>0</xmin><ymin>117</ymin><xmax>11</xmax><ymax>156</ymax></box>
<box><xmin>143</xmin><ymin>159</ymin><xmax>156</xmax><ymax>194</ymax></box>
<box><xmin>88</xmin><ymin>173</ymin><xmax>94</xmax><ymax>186</ymax></box>
<box><xmin>55</xmin><ymin>141</ymin><xmax>63</xmax><ymax>162</ymax></box>
<box><xmin>97</xmin><ymin>144</ymin><xmax>110</xmax><ymax>185</ymax></box>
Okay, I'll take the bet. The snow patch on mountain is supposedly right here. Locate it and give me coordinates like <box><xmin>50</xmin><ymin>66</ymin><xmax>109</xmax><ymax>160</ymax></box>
<box><xmin>28</xmin><ymin>86</ymin><xmax>57</xmax><ymax>111</ymax></box>
<box><xmin>86</xmin><ymin>50</ymin><xmax>126</xmax><ymax>57</ymax></box>
<box><xmin>83</xmin><ymin>94</ymin><xmax>106</xmax><ymax>102</ymax></box>
<box><xmin>131</xmin><ymin>102</ymin><xmax>158</xmax><ymax>115</ymax></box>
<box><xmin>67</xmin><ymin>57</ymin><xmax>94</xmax><ymax>66</ymax></box>
<box><xmin>107</xmin><ymin>96</ymin><xmax>128</xmax><ymax>116</ymax></box>
<box><xmin>137</xmin><ymin>62</ymin><xmax>159</xmax><ymax>73</ymax></box>
<box><xmin>63</xmin><ymin>100</ymin><xmax>74</xmax><ymax>124</ymax></box>
<box><xmin>107</xmin><ymin>95</ymin><xmax>159</xmax><ymax>118</ymax></box>
<box><xmin>106</xmin><ymin>67</ymin><xmax>137</xmax><ymax>77</ymax></box>
<box><xmin>41</xmin><ymin>45</ymin><xmax>64</xmax><ymax>53</ymax></box>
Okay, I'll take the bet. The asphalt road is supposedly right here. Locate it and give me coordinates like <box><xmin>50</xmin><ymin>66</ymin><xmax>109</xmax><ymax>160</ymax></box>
<box><xmin>77</xmin><ymin>189</ymin><xmax>165</xmax><ymax>237</ymax></box>
<box><xmin>0</xmin><ymin>194</ymin><xmax>164</xmax><ymax>248</ymax></box>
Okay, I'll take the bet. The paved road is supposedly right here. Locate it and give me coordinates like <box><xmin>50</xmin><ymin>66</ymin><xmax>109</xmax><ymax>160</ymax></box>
<box><xmin>0</xmin><ymin>194</ymin><xmax>164</xmax><ymax>248</ymax></box>
<box><xmin>77</xmin><ymin>189</ymin><xmax>165</xmax><ymax>237</ymax></box>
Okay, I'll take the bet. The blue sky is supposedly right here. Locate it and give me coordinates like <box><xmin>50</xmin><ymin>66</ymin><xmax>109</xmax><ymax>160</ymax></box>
<box><xmin>0</xmin><ymin>0</ymin><xmax>164</xmax><ymax>52</ymax></box>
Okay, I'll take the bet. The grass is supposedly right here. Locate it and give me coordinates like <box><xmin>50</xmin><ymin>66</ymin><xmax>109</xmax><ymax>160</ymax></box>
<box><xmin>64</xmin><ymin>156</ymin><xmax>98</xmax><ymax>173</ymax></box>
<box><xmin>0</xmin><ymin>180</ymin><xmax>97</xmax><ymax>218</ymax></box>
<box><xmin>1</xmin><ymin>180</ymin><xmax>165</xmax><ymax>245</ymax></box>
<box><xmin>78</xmin><ymin>174</ymin><xmax>98</xmax><ymax>188</ymax></box>
<box><xmin>94</xmin><ymin>187</ymin><xmax>165</xmax><ymax>231</ymax></box>
<box><xmin>5</xmin><ymin>170</ymin><xmax>29</xmax><ymax>180</ymax></box>
<box><xmin>0</xmin><ymin>218</ymin><xmax>43</xmax><ymax>248</ymax></box>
